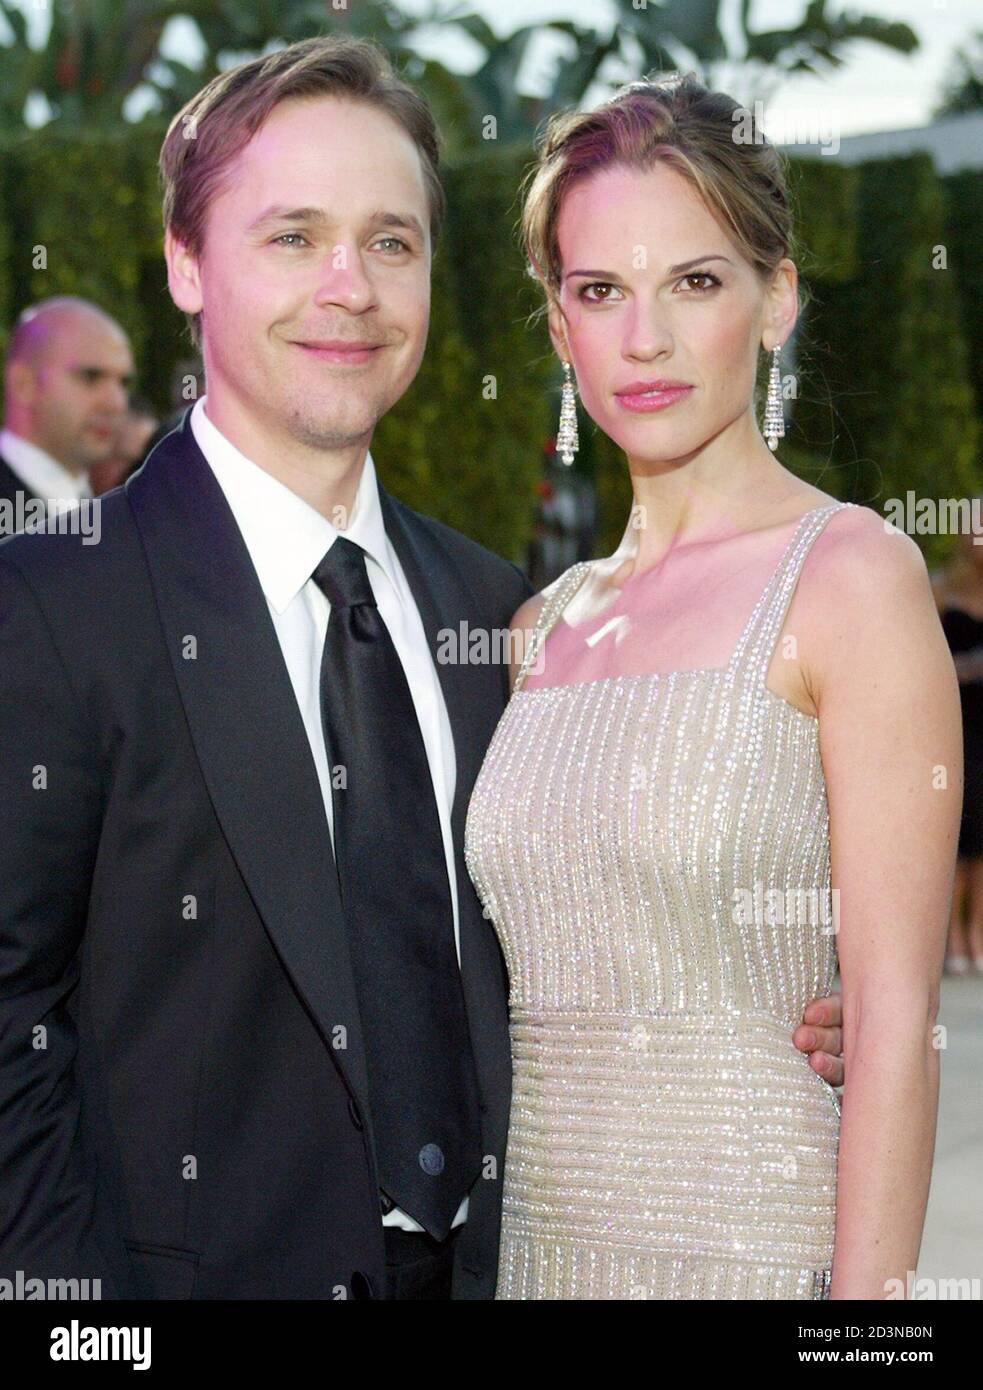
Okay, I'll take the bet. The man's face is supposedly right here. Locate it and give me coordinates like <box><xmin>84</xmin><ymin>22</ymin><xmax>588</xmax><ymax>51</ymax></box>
<box><xmin>17</xmin><ymin>313</ymin><xmax>133</xmax><ymax>472</ymax></box>
<box><xmin>172</xmin><ymin>96</ymin><xmax>432</xmax><ymax>454</ymax></box>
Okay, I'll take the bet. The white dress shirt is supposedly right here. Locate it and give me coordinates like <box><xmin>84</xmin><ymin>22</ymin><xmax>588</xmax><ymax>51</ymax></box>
<box><xmin>0</xmin><ymin>428</ymin><xmax>92</xmax><ymax>508</ymax></box>
<box><xmin>190</xmin><ymin>397</ymin><xmax>469</xmax><ymax>1233</ymax></box>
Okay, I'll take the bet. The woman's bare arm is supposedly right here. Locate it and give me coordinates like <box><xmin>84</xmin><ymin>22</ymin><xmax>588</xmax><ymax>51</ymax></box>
<box><xmin>810</xmin><ymin>510</ymin><xmax>960</xmax><ymax>1298</ymax></box>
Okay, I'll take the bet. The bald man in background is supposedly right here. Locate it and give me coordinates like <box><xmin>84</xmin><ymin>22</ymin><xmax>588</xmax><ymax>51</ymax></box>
<box><xmin>0</xmin><ymin>297</ymin><xmax>134</xmax><ymax>532</ymax></box>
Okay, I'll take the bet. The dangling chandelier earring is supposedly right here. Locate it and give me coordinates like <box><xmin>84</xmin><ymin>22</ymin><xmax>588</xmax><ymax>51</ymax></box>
<box><xmin>557</xmin><ymin>360</ymin><xmax>579</xmax><ymax>466</ymax></box>
<box><xmin>763</xmin><ymin>342</ymin><xmax>786</xmax><ymax>452</ymax></box>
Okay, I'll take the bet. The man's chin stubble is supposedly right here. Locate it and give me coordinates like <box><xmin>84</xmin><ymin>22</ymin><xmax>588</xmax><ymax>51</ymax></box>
<box><xmin>285</xmin><ymin>403</ymin><xmax>381</xmax><ymax>454</ymax></box>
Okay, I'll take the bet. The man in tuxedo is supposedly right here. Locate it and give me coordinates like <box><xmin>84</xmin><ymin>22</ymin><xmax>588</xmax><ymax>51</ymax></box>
<box><xmin>0</xmin><ymin>297</ymin><xmax>133</xmax><ymax>532</ymax></box>
<box><xmin>0</xmin><ymin>36</ymin><xmax>846</xmax><ymax>1301</ymax></box>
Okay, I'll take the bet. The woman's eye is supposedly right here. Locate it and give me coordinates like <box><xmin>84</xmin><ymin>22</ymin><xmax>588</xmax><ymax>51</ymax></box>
<box><xmin>579</xmin><ymin>282</ymin><xmax>622</xmax><ymax>303</ymax></box>
<box><xmin>677</xmin><ymin>271</ymin><xmax>721</xmax><ymax>293</ymax></box>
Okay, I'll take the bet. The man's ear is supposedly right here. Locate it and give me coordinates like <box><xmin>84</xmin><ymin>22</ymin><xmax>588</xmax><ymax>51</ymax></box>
<box><xmin>164</xmin><ymin>227</ymin><xmax>204</xmax><ymax>316</ymax></box>
<box><xmin>5</xmin><ymin>359</ymin><xmax>37</xmax><ymax>409</ymax></box>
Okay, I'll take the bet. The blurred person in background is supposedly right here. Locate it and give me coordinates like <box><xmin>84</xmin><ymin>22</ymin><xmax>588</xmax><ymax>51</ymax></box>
<box><xmin>526</xmin><ymin>442</ymin><xmax>597</xmax><ymax>590</ymax></box>
<box><xmin>87</xmin><ymin>395</ymin><xmax>159</xmax><ymax>496</ymax></box>
<box><xmin>934</xmin><ymin>509</ymin><xmax>983</xmax><ymax>974</ymax></box>
<box><xmin>0</xmin><ymin>296</ymin><xmax>133</xmax><ymax>528</ymax></box>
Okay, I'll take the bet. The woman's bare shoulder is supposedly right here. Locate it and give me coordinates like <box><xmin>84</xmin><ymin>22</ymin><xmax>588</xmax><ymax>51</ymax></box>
<box><xmin>799</xmin><ymin>503</ymin><xmax>941</xmax><ymax>686</ymax></box>
<box><xmin>507</xmin><ymin>562</ymin><xmax>594</xmax><ymax>630</ymax></box>
<box><xmin>506</xmin><ymin>595</ymin><xmax>542</xmax><ymax>694</ymax></box>
<box><xmin>507</xmin><ymin>563</ymin><xmax>593</xmax><ymax>691</ymax></box>
<box><xmin>509</xmin><ymin>591</ymin><xmax>546</xmax><ymax>632</ymax></box>
<box><xmin>811</xmin><ymin>502</ymin><xmax>927</xmax><ymax>588</ymax></box>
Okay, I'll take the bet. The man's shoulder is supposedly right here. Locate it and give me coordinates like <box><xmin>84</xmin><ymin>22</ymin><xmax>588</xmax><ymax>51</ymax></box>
<box><xmin>387</xmin><ymin>492</ymin><xmax>532</xmax><ymax>595</ymax></box>
<box><xmin>0</xmin><ymin>485</ymin><xmax>137</xmax><ymax>590</ymax></box>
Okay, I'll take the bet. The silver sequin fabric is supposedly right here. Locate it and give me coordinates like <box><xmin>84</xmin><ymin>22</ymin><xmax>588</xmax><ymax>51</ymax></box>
<box><xmin>464</xmin><ymin>503</ymin><xmax>849</xmax><ymax>1300</ymax></box>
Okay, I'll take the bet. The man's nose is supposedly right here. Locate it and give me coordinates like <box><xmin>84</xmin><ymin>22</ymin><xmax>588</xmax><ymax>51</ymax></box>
<box><xmin>313</xmin><ymin>244</ymin><xmax>378</xmax><ymax>312</ymax></box>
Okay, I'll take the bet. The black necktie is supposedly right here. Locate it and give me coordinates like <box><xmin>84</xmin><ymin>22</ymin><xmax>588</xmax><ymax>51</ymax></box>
<box><xmin>312</xmin><ymin>536</ymin><xmax>482</xmax><ymax>1239</ymax></box>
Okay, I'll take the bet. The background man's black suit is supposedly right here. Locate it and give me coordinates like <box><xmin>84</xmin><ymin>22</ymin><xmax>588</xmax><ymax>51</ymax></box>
<box><xmin>0</xmin><ymin>453</ymin><xmax>40</xmax><ymax>514</ymax></box>
<box><xmin>0</xmin><ymin>410</ymin><xmax>533</xmax><ymax>1299</ymax></box>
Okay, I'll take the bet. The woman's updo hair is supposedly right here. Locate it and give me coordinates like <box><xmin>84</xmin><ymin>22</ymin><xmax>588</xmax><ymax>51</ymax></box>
<box><xmin>520</xmin><ymin>71</ymin><xmax>797</xmax><ymax>315</ymax></box>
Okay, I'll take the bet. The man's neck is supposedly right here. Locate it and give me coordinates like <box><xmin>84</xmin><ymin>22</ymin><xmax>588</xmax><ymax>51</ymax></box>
<box><xmin>200</xmin><ymin>396</ymin><xmax>367</xmax><ymax>526</ymax></box>
<box><xmin>1</xmin><ymin>423</ymin><xmax>80</xmax><ymax>476</ymax></box>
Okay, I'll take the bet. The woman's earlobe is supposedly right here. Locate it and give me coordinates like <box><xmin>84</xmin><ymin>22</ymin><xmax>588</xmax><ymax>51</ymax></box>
<box><xmin>546</xmin><ymin>304</ymin><xmax>570</xmax><ymax>363</ymax></box>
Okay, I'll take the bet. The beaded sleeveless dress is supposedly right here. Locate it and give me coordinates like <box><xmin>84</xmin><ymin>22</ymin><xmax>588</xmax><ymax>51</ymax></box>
<box><xmin>464</xmin><ymin>502</ymin><xmax>849</xmax><ymax>1300</ymax></box>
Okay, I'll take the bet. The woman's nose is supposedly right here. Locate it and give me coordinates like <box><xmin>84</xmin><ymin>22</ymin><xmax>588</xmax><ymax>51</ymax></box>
<box><xmin>622</xmin><ymin>295</ymin><xmax>674</xmax><ymax>359</ymax></box>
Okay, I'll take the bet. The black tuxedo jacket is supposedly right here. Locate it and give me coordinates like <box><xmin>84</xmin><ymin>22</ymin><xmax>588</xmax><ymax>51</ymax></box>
<box><xmin>0</xmin><ymin>410</ymin><xmax>533</xmax><ymax>1300</ymax></box>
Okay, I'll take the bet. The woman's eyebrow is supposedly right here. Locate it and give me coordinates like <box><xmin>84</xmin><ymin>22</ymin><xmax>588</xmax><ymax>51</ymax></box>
<box><xmin>667</xmin><ymin>253</ymin><xmax>733</xmax><ymax>274</ymax></box>
<box><xmin>564</xmin><ymin>253</ymin><xmax>733</xmax><ymax>281</ymax></box>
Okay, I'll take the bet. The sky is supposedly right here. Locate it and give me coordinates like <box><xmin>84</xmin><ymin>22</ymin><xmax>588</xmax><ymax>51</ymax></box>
<box><xmin>5</xmin><ymin>0</ymin><xmax>980</xmax><ymax>136</ymax></box>
<box><xmin>395</xmin><ymin>0</ymin><xmax>979</xmax><ymax>135</ymax></box>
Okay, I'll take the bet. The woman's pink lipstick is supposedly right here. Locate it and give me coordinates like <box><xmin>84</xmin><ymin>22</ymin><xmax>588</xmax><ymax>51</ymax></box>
<box><xmin>615</xmin><ymin>379</ymin><xmax>693</xmax><ymax>413</ymax></box>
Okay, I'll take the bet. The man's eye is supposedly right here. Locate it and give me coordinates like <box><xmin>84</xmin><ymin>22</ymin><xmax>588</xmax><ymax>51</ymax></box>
<box><xmin>579</xmin><ymin>282</ymin><xmax>622</xmax><ymax>303</ymax></box>
<box><xmin>272</xmin><ymin>232</ymin><xmax>309</xmax><ymax>247</ymax></box>
<box><xmin>374</xmin><ymin>237</ymin><xmax>410</xmax><ymax>254</ymax></box>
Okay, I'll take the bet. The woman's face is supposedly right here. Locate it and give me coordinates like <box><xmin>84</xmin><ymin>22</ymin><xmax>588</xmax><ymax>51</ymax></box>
<box><xmin>548</xmin><ymin>161</ymin><xmax>796</xmax><ymax>465</ymax></box>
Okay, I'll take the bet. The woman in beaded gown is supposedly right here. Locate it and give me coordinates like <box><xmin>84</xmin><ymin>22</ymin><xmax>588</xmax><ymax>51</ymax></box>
<box><xmin>464</xmin><ymin>76</ymin><xmax>957</xmax><ymax>1300</ymax></box>
<box><xmin>469</xmin><ymin>505</ymin><xmax>847</xmax><ymax>1300</ymax></box>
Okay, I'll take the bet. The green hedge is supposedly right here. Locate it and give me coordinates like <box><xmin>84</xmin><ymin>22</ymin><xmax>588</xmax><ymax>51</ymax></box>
<box><xmin>0</xmin><ymin>127</ymin><xmax>979</xmax><ymax>566</ymax></box>
<box><xmin>373</xmin><ymin>144</ymin><xmax>549</xmax><ymax>561</ymax></box>
<box><xmin>943</xmin><ymin>168</ymin><xmax>983</xmax><ymax>473</ymax></box>
<box><xmin>790</xmin><ymin>154</ymin><xmax>980</xmax><ymax>567</ymax></box>
<box><xmin>0</xmin><ymin>129</ymin><xmax>153</xmax><ymax>364</ymax></box>
<box><xmin>787</xmin><ymin>155</ymin><xmax>859</xmax><ymax>284</ymax></box>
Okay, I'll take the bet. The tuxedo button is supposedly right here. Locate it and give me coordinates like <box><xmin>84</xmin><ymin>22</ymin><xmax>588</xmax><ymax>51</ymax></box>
<box><xmin>419</xmin><ymin>1143</ymin><xmax>445</xmax><ymax>1175</ymax></box>
<box><xmin>347</xmin><ymin>1096</ymin><xmax>363</xmax><ymax>1130</ymax></box>
<box><xmin>379</xmin><ymin>1190</ymin><xmax>394</xmax><ymax>1214</ymax></box>
<box><xmin>350</xmin><ymin>1271</ymin><xmax>375</xmax><ymax>1300</ymax></box>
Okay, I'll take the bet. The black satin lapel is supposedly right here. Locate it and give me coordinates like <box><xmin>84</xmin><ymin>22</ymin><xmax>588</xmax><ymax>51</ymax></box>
<box><xmin>377</xmin><ymin>488</ymin><xmax>505</xmax><ymax>842</ymax></box>
<box><xmin>378</xmin><ymin>488</ymin><xmax>514</xmax><ymax>1113</ymax></box>
<box><xmin>126</xmin><ymin>416</ymin><xmax>373</xmax><ymax>1129</ymax></box>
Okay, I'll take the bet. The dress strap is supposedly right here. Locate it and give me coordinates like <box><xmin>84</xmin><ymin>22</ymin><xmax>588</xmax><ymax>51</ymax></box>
<box><xmin>512</xmin><ymin>561</ymin><xmax>593</xmax><ymax>695</ymax></box>
<box><xmin>729</xmin><ymin>501</ymin><xmax>854</xmax><ymax>687</ymax></box>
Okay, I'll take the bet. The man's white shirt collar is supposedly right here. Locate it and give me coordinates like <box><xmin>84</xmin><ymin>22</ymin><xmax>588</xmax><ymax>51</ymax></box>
<box><xmin>190</xmin><ymin>396</ymin><xmax>398</xmax><ymax>614</ymax></box>
<box><xmin>0</xmin><ymin>427</ymin><xmax>92</xmax><ymax>504</ymax></box>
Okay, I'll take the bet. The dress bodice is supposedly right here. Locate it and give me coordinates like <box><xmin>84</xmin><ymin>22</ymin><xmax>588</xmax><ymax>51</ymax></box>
<box><xmin>467</xmin><ymin>502</ymin><xmax>849</xmax><ymax>1029</ymax></box>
